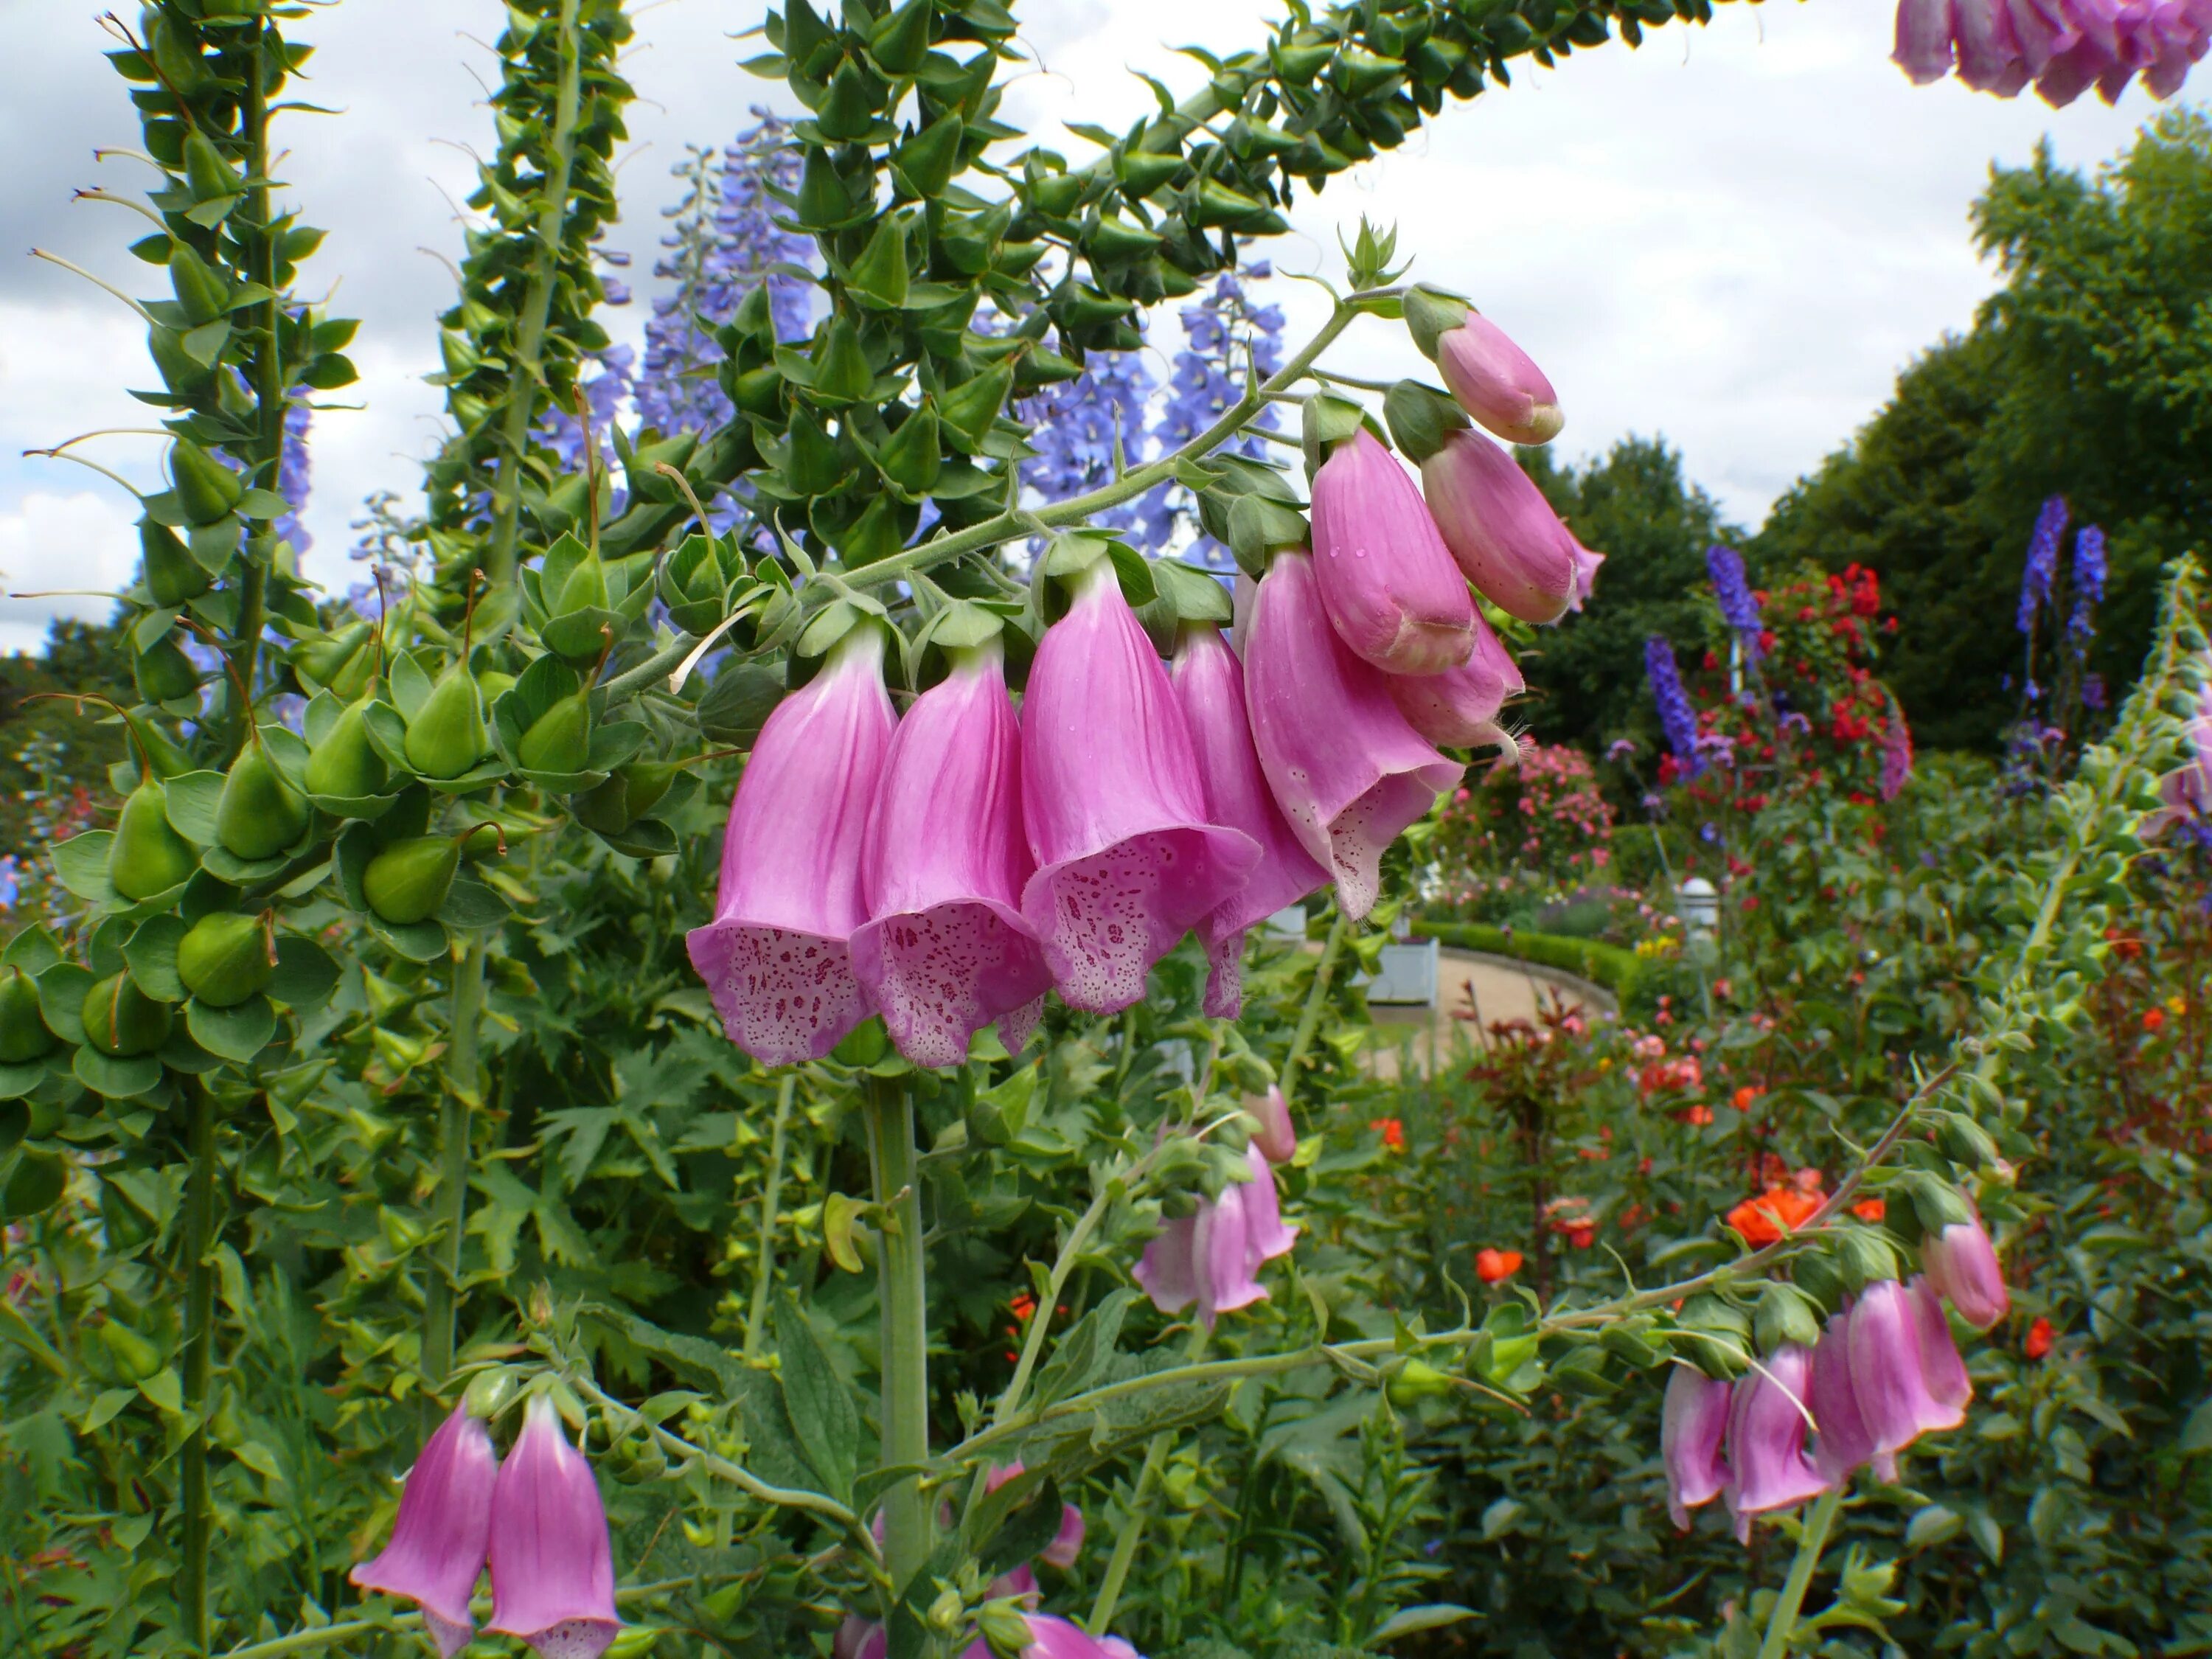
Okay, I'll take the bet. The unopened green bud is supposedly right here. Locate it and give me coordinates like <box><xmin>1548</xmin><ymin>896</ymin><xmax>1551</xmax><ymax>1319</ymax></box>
<box><xmin>0</xmin><ymin>967</ymin><xmax>58</xmax><ymax>1064</ymax></box>
<box><xmin>81</xmin><ymin>971</ymin><xmax>173</xmax><ymax>1058</ymax></box>
<box><xmin>176</xmin><ymin>911</ymin><xmax>274</xmax><ymax>1008</ymax></box>
<box><xmin>108</xmin><ymin>778</ymin><xmax>197</xmax><ymax>900</ymax></box>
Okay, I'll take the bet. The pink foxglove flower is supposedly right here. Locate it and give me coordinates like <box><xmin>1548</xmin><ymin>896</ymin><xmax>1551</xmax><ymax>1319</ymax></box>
<box><xmin>350</xmin><ymin>1403</ymin><xmax>498</xmax><ymax>1658</ymax></box>
<box><xmin>1308</xmin><ymin>428</ymin><xmax>1478</xmax><ymax>675</ymax></box>
<box><xmin>1435</xmin><ymin>310</ymin><xmax>1565</xmax><ymax>446</ymax></box>
<box><xmin>1419</xmin><ymin>428</ymin><xmax>1585</xmax><ymax>625</ymax></box>
<box><xmin>1723</xmin><ymin>1344</ymin><xmax>1831</xmax><ymax>1537</ymax></box>
<box><xmin>1809</xmin><ymin>1304</ymin><xmax>1885</xmax><ymax>1484</ymax></box>
<box><xmin>1566</xmin><ymin>536</ymin><xmax>1606</xmax><ymax>613</ymax></box>
<box><xmin>1385</xmin><ymin>609</ymin><xmax>1524</xmax><ymax>747</ymax></box>
<box><xmin>1245</xmin><ymin>550</ymin><xmax>1464</xmax><ymax>919</ymax></box>
<box><xmin>852</xmin><ymin>641</ymin><xmax>1052</xmax><ymax>1068</ymax></box>
<box><xmin>687</xmin><ymin>626</ymin><xmax>895</xmax><ymax>1064</ymax></box>
<box><xmin>1135</xmin><ymin>1145</ymin><xmax>1298</xmax><ymax>1329</ymax></box>
<box><xmin>1910</xmin><ymin>1276</ymin><xmax>1975</xmax><ymax>1411</ymax></box>
<box><xmin>1248</xmin><ymin>1085</ymin><xmax>1298</xmax><ymax>1165</ymax></box>
<box><xmin>1893</xmin><ymin>0</ymin><xmax>2209</xmax><ymax>105</ymax></box>
<box><xmin>1020</xmin><ymin>561</ymin><xmax>1259</xmax><ymax>1012</ymax></box>
<box><xmin>1845</xmin><ymin>1278</ymin><xmax>1966</xmax><ymax>1470</ymax></box>
<box><xmin>1921</xmin><ymin>1206</ymin><xmax>2009</xmax><ymax>1329</ymax></box>
<box><xmin>1660</xmin><ymin>1366</ymin><xmax>1732</xmax><ymax>1531</ymax></box>
<box><xmin>486</xmin><ymin>1394</ymin><xmax>621</xmax><ymax>1659</ymax></box>
<box><xmin>1169</xmin><ymin>625</ymin><xmax>1329</xmax><ymax>1017</ymax></box>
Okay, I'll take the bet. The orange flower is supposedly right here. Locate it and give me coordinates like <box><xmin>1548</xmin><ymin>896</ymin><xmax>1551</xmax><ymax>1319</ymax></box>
<box><xmin>1681</xmin><ymin>1104</ymin><xmax>1714</xmax><ymax>1127</ymax></box>
<box><xmin>1371</xmin><ymin>1117</ymin><xmax>1405</xmax><ymax>1152</ymax></box>
<box><xmin>2025</xmin><ymin>1316</ymin><xmax>2054</xmax><ymax>1360</ymax></box>
<box><xmin>1732</xmin><ymin>1085</ymin><xmax>1761</xmax><ymax>1112</ymax></box>
<box><xmin>2143</xmin><ymin>1008</ymin><xmax>2166</xmax><ymax>1033</ymax></box>
<box><xmin>1725</xmin><ymin>1186</ymin><xmax>1822</xmax><ymax>1247</ymax></box>
<box><xmin>1563</xmin><ymin>1220</ymin><xmax>1596</xmax><ymax>1250</ymax></box>
<box><xmin>1851</xmin><ymin>1197</ymin><xmax>1886</xmax><ymax>1223</ymax></box>
<box><xmin>1475</xmin><ymin>1248</ymin><xmax>1523</xmax><ymax>1284</ymax></box>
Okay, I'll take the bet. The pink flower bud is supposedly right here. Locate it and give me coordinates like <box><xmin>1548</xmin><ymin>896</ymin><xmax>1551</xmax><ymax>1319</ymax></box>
<box><xmin>487</xmin><ymin>1394</ymin><xmax>621</xmax><ymax>1659</ymax></box>
<box><xmin>350</xmin><ymin>1403</ymin><xmax>498</xmax><ymax>1657</ymax></box>
<box><xmin>852</xmin><ymin>643</ymin><xmax>1052</xmax><ymax>1068</ymax></box>
<box><xmin>687</xmin><ymin>627</ymin><xmax>896</xmax><ymax>1064</ymax></box>
<box><xmin>1245</xmin><ymin>551</ymin><xmax>1463</xmax><ymax>920</ymax></box>
<box><xmin>1021</xmin><ymin>561</ymin><xmax>1259</xmax><ymax>1012</ymax></box>
<box><xmin>1436</xmin><ymin>310</ymin><xmax>1564</xmax><ymax>445</ymax></box>
<box><xmin>1921</xmin><ymin>1211</ymin><xmax>2009</xmax><ymax>1329</ymax></box>
<box><xmin>1845</xmin><ymin>1278</ymin><xmax>1966</xmax><ymax>1470</ymax></box>
<box><xmin>1309</xmin><ymin>428</ymin><xmax>1478</xmax><ymax>675</ymax></box>
<box><xmin>1169</xmin><ymin>625</ymin><xmax>1329</xmax><ymax>1017</ymax></box>
<box><xmin>1248</xmin><ymin>1085</ymin><xmax>1298</xmax><ymax>1165</ymax></box>
<box><xmin>1419</xmin><ymin>428</ymin><xmax>1584</xmax><ymax>625</ymax></box>
<box><xmin>1724</xmin><ymin>1344</ymin><xmax>1831</xmax><ymax>1537</ymax></box>
<box><xmin>1660</xmin><ymin>1366</ymin><xmax>1731</xmax><ymax>1531</ymax></box>
<box><xmin>1135</xmin><ymin>1145</ymin><xmax>1298</xmax><ymax>1329</ymax></box>
<box><xmin>1385</xmin><ymin>608</ymin><xmax>1523</xmax><ymax>746</ymax></box>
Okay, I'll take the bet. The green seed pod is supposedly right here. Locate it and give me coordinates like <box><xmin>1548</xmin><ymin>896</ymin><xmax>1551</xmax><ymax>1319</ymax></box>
<box><xmin>167</xmin><ymin>242</ymin><xmax>231</xmax><ymax>327</ymax></box>
<box><xmin>363</xmin><ymin>835</ymin><xmax>462</xmax><ymax>926</ymax></box>
<box><xmin>147</xmin><ymin>324</ymin><xmax>216</xmax><ymax>397</ymax></box>
<box><xmin>215</xmin><ymin>742</ymin><xmax>310</xmax><ymax>860</ymax></box>
<box><xmin>304</xmin><ymin>697</ymin><xmax>389</xmax><ymax>798</ymax></box>
<box><xmin>98</xmin><ymin>1318</ymin><xmax>164</xmax><ymax>1381</ymax></box>
<box><xmin>0</xmin><ymin>967</ymin><xmax>57</xmax><ymax>1064</ymax></box>
<box><xmin>108</xmin><ymin>778</ymin><xmax>198</xmax><ymax>900</ymax></box>
<box><xmin>141</xmin><ymin>519</ymin><xmax>212</xmax><ymax>608</ymax></box>
<box><xmin>81</xmin><ymin>971</ymin><xmax>174</xmax><ymax>1057</ymax></box>
<box><xmin>518</xmin><ymin>691</ymin><xmax>591</xmax><ymax>773</ymax></box>
<box><xmin>1384</xmin><ymin>1357</ymin><xmax>1456</xmax><ymax>1407</ymax></box>
<box><xmin>403</xmin><ymin>664</ymin><xmax>490</xmax><ymax>780</ymax></box>
<box><xmin>292</xmin><ymin>620</ymin><xmax>372</xmax><ymax>692</ymax></box>
<box><xmin>133</xmin><ymin>634</ymin><xmax>201</xmax><ymax>706</ymax></box>
<box><xmin>170</xmin><ymin>438</ymin><xmax>244</xmax><ymax>526</ymax></box>
<box><xmin>571</xmin><ymin>759</ymin><xmax>675</xmax><ymax>835</ymax></box>
<box><xmin>554</xmin><ymin>552</ymin><xmax>609</xmax><ymax>616</ymax></box>
<box><xmin>181</xmin><ymin>129</ymin><xmax>240</xmax><ymax>203</ymax></box>
<box><xmin>176</xmin><ymin>911</ymin><xmax>274</xmax><ymax>1008</ymax></box>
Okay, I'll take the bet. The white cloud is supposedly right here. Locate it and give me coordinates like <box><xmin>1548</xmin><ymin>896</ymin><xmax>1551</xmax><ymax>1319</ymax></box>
<box><xmin>0</xmin><ymin>491</ymin><xmax>139</xmax><ymax>656</ymax></box>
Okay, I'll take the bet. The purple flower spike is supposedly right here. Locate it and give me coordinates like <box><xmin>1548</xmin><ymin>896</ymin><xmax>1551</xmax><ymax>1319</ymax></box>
<box><xmin>1436</xmin><ymin>310</ymin><xmax>1564</xmax><ymax>447</ymax></box>
<box><xmin>687</xmin><ymin>627</ymin><xmax>897</xmax><ymax>1065</ymax></box>
<box><xmin>1845</xmin><ymin>1278</ymin><xmax>1966</xmax><ymax>1471</ymax></box>
<box><xmin>1169</xmin><ymin>625</ymin><xmax>1330</xmax><ymax>1017</ymax></box>
<box><xmin>350</xmin><ymin>1403</ymin><xmax>498</xmax><ymax>1658</ymax></box>
<box><xmin>1921</xmin><ymin>1208</ymin><xmax>2009</xmax><ymax>1330</ymax></box>
<box><xmin>1245</xmin><ymin>552</ymin><xmax>1464</xmax><ymax>919</ymax></box>
<box><xmin>1385</xmin><ymin>608</ymin><xmax>1525</xmax><ymax>747</ymax></box>
<box><xmin>486</xmin><ymin>1395</ymin><xmax>622</xmax><ymax>1659</ymax></box>
<box><xmin>2017</xmin><ymin>496</ymin><xmax>2068</xmax><ymax>634</ymax></box>
<box><xmin>1135</xmin><ymin>1147</ymin><xmax>1297</xmax><ymax>1329</ymax></box>
<box><xmin>1808</xmin><ymin>1307</ymin><xmax>1881</xmax><ymax>1485</ymax></box>
<box><xmin>852</xmin><ymin>642</ymin><xmax>1052</xmax><ymax>1068</ymax></box>
<box><xmin>1309</xmin><ymin>428</ymin><xmax>1478</xmax><ymax>675</ymax></box>
<box><xmin>1724</xmin><ymin>1344</ymin><xmax>1831</xmax><ymax>1537</ymax></box>
<box><xmin>1660</xmin><ymin>1366</ymin><xmax>1731</xmax><ymax>1531</ymax></box>
<box><xmin>1020</xmin><ymin>561</ymin><xmax>1259</xmax><ymax>1013</ymax></box>
<box><xmin>1419</xmin><ymin>428</ymin><xmax>1585</xmax><ymax>625</ymax></box>
<box><xmin>1645</xmin><ymin>637</ymin><xmax>1703</xmax><ymax>777</ymax></box>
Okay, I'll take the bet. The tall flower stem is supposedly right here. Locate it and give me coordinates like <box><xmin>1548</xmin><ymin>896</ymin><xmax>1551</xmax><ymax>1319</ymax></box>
<box><xmin>864</xmin><ymin>1074</ymin><xmax>930</xmax><ymax>1590</ymax></box>
<box><xmin>1085</xmin><ymin>1433</ymin><xmax>1169</xmax><ymax>1635</ymax></box>
<box><xmin>742</xmin><ymin>1076</ymin><xmax>798</xmax><ymax>1359</ymax></box>
<box><xmin>223</xmin><ymin>14</ymin><xmax>279</xmax><ymax>757</ymax></box>
<box><xmin>1755</xmin><ymin>1485</ymin><xmax>1842</xmax><ymax>1659</ymax></box>
<box><xmin>421</xmin><ymin>939</ymin><xmax>487</xmax><ymax>1397</ymax></box>
<box><xmin>178</xmin><ymin>1076</ymin><xmax>219</xmax><ymax>1654</ymax></box>
<box><xmin>1283</xmin><ymin>912</ymin><xmax>1349</xmax><ymax>1108</ymax></box>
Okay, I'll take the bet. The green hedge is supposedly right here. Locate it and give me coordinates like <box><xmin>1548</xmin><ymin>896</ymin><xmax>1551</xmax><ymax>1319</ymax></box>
<box><xmin>1411</xmin><ymin>920</ymin><xmax>1647</xmax><ymax>1005</ymax></box>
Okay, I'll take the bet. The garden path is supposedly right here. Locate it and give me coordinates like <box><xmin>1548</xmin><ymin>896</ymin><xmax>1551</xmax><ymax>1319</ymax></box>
<box><xmin>1364</xmin><ymin>948</ymin><xmax>1615</xmax><ymax>1080</ymax></box>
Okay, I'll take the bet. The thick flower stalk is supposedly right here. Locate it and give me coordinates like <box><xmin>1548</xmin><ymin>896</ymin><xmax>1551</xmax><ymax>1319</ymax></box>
<box><xmin>1308</xmin><ymin>428</ymin><xmax>1478</xmax><ymax>675</ymax></box>
<box><xmin>1245</xmin><ymin>551</ymin><xmax>1464</xmax><ymax>920</ymax></box>
<box><xmin>1419</xmin><ymin>427</ymin><xmax>1590</xmax><ymax>625</ymax></box>
<box><xmin>486</xmin><ymin>1394</ymin><xmax>622</xmax><ymax>1659</ymax></box>
<box><xmin>852</xmin><ymin>641</ymin><xmax>1051</xmax><ymax>1066</ymax></box>
<box><xmin>350</xmin><ymin>1404</ymin><xmax>500</xmax><ymax>1658</ymax></box>
<box><xmin>1135</xmin><ymin>1144</ymin><xmax>1299</xmax><ymax>1329</ymax></box>
<box><xmin>1169</xmin><ymin>625</ymin><xmax>1329</xmax><ymax>1018</ymax></box>
<box><xmin>688</xmin><ymin>626</ymin><xmax>897</xmax><ymax>1063</ymax></box>
<box><xmin>1020</xmin><ymin>561</ymin><xmax>1257</xmax><ymax>1012</ymax></box>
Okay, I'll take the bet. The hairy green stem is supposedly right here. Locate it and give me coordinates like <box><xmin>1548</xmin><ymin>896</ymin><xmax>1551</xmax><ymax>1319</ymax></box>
<box><xmin>1087</xmin><ymin>1432</ymin><xmax>1169</xmax><ymax>1636</ymax></box>
<box><xmin>223</xmin><ymin>16</ymin><xmax>279</xmax><ymax>758</ymax></box>
<box><xmin>1756</xmin><ymin>1485</ymin><xmax>1843</xmax><ymax>1659</ymax></box>
<box><xmin>219</xmin><ymin>1576</ymin><xmax>708</xmax><ymax>1659</ymax></box>
<box><xmin>742</xmin><ymin>1076</ymin><xmax>797</xmax><ymax>1360</ymax></box>
<box><xmin>1282</xmin><ymin>912</ymin><xmax>1349</xmax><ymax>1109</ymax></box>
<box><xmin>178</xmin><ymin>1077</ymin><xmax>219</xmax><ymax>1655</ymax></box>
<box><xmin>866</xmin><ymin>1076</ymin><xmax>931</xmax><ymax>1590</ymax></box>
<box><xmin>484</xmin><ymin>0</ymin><xmax>585</xmax><ymax>584</ymax></box>
<box><xmin>421</xmin><ymin>939</ymin><xmax>487</xmax><ymax>1395</ymax></box>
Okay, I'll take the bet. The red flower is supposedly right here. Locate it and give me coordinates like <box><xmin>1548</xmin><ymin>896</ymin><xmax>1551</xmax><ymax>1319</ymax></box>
<box><xmin>1851</xmin><ymin>1197</ymin><xmax>1886</xmax><ymax>1223</ymax></box>
<box><xmin>1732</xmin><ymin>1085</ymin><xmax>1762</xmax><ymax>1112</ymax></box>
<box><xmin>2143</xmin><ymin>1008</ymin><xmax>2166</xmax><ymax>1033</ymax></box>
<box><xmin>2025</xmin><ymin>1317</ymin><xmax>2054</xmax><ymax>1360</ymax></box>
<box><xmin>1475</xmin><ymin>1248</ymin><xmax>1523</xmax><ymax>1284</ymax></box>
<box><xmin>1680</xmin><ymin>1104</ymin><xmax>1714</xmax><ymax>1127</ymax></box>
<box><xmin>1371</xmin><ymin>1117</ymin><xmax>1405</xmax><ymax>1152</ymax></box>
<box><xmin>1726</xmin><ymin>1187</ymin><xmax>1821</xmax><ymax>1247</ymax></box>
<box><xmin>1562</xmin><ymin>1220</ymin><xmax>1596</xmax><ymax>1250</ymax></box>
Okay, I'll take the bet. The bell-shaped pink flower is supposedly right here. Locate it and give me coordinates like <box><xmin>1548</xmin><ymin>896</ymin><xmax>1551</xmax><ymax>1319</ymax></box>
<box><xmin>1566</xmin><ymin>536</ymin><xmax>1605</xmax><ymax>613</ymax></box>
<box><xmin>1660</xmin><ymin>1366</ymin><xmax>1731</xmax><ymax>1531</ymax></box>
<box><xmin>1845</xmin><ymin>1278</ymin><xmax>1966</xmax><ymax>1470</ymax></box>
<box><xmin>1020</xmin><ymin>561</ymin><xmax>1259</xmax><ymax>1013</ymax></box>
<box><xmin>1419</xmin><ymin>428</ymin><xmax>1585</xmax><ymax>625</ymax></box>
<box><xmin>1135</xmin><ymin>1145</ymin><xmax>1298</xmax><ymax>1329</ymax></box>
<box><xmin>486</xmin><ymin>1394</ymin><xmax>621</xmax><ymax>1659</ymax></box>
<box><xmin>1809</xmin><ymin>1304</ymin><xmax>1884</xmax><ymax>1485</ymax></box>
<box><xmin>1893</xmin><ymin>0</ymin><xmax>1959</xmax><ymax>83</ymax></box>
<box><xmin>1308</xmin><ymin>428</ymin><xmax>1478</xmax><ymax>675</ymax></box>
<box><xmin>1921</xmin><ymin>1209</ymin><xmax>2009</xmax><ymax>1329</ymax></box>
<box><xmin>851</xmin><ymin>642</ymin><xmax>1052</xmax><ymax>1068</ymax></box>
<box><xmin>1724</xmin><ymin>1344</ymin><xmax>1831</xmax><ymax>1537</ymax></box>
<box><xmin>980</xmin><ymin>1461</ymin><xmax>1087</xmax><ymax>1582</ymax></box>
<box><xmin>1248</xmin><ymin>1085</ymin><xmax>1298</xmax><ymax>1165</ymax></box>
<box><xmin>350</xmin><ymin>1403</ymin><xmax>498</xmax><ymax>1657</ymax></box>
<box><xmin>1910</xmin><ymin>1276</ymin><xmax>1975</xmax><ymax>1410</ymax></box>
<box><xmin>1436</xmin><ymin>310</ymin><xmax>1565</xmax><ymax>446</ymax></box>
<box><xmin>1168</xmin><ymin>624</ymin><xmax>1329</xmax><ymax>1017</ymax></box>
<box><xmin>1385</xmin><ymin>609</ymin><xmax>1523</xmax><ymax>747</ymax></box>
<box><xmin>687</xmin><ymin>627</ymin><xmax>896</xmax><ymax>1065</ymax></box>
<box><xmin>1245</xmin><ymin>551</ymin><xmax>1464</xmax><ymax>920</ymax></box>
<box><xmin>963</xmin><ymin>1615</ymin><xmax>1143</xmax><ymax>1659</ymax></box>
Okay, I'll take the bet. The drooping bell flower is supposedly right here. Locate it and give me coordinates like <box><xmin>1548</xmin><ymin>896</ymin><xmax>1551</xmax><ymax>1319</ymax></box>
<box><xmin>979</xmin><ymin>1461</ymin><xmax>1088</xmax><ymax>1599</ymax></box>
<box><xmin>1723</xmin><ymin>1344</ymin><xmax>1831</xmax><ymax>1537</ymax></box>
<box><xmin>1020</xmin><ymin>561</ymin><xmax>1259</xmax><ymax>1012</ymax></box>
<box><xmin>1168</xmin><ymin>625</ymin><xmax>1329</xmax><ymax>1017</ymax></box>
<box><xmin>1385</xmin><ymin>608</ymin><xmax>1523</xmax><ymax>748</ymax></box>
<box><xmin>1892</xmin><ymin>0</ymin><xmax>2210</xmax><ymax>105</ymax></box>
<box><xmin>350</xmin><ymin>1402</ymin><xmax>498</xmax><ymax>1658</ymax></box>
<box><xmin>1565</xmin><ymin>537</ymin><xmax>1605</xmax><ymax>614</ymax></box>
<box><xmin>1808</xmin><ymin>1304</ymin><xmax>1883</xmax><ymax>1484</ymax></box>
<box><xmin>1910</xmin><ymin>1276</ymin><xmax>1975</xmax><ymax>1411</ymax></box>
<box><xmin>687</xmin><ymin>626</ymin><xmax>896</xmax><ymax>1065</ymax></box>
<box><xmin>1308</xmin><ymin>428</ymin><xmax>1478</xmax><ymax>675</ymax></box>
<box><xmin>964</xmin><ymin>1615</ymin><xmax>1144</xmax><ymax>1659</ymax></box>
<box><xmin>1844</xmin><ymin>1277</ymin><xmax>1966</xmax><ymax>1470</ymax></box>
<box><xmin>1419</xmin><ymin>428</ymin><xmax>1585</xmax><ymax>625</ymax></box>
<box><xmin>1135</xmin><ymin>1145</ymin><xmax>1298</xmax><ymax>1329</ymax></box>
<box><xmin>1433</xmin><ymin>310</ymin><xmax>1565</xmax><ymax>447</ymax></box>
<box><xmin>1921</xmin><ymin>1206</ymin><xmax>2009</xmax><ymax>1329</ymax></box>
<box><xmin>1248</xmin><ymin>1085</ymin><xmax>1298</xmax><ymax>1165</ymax></box>
<box><xmin>852</xmin><ymin>641</ymin><xmax>1052</xmax><ymax>1068</ymax></box>
<box><xmin>1660</xmin><ymin>1366</ymin><xmax>1732</xmax><ymax>1531</ymax></box>
<box><xmin>486</xmin><ymin>1394</ymin><xmax>622</xmax><ymax>1659</ymax></box>
<box><xmin>1244</xmin><ymin>551</ymin><xmax>1464</xmax><ymax>920</ymax></box>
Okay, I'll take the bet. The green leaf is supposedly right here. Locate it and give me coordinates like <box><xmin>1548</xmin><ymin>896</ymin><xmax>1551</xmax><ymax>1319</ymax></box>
<box><xmin>124</xmin><ymin>914</ymin><xmax>189</xmax><ymax>1002</ymax></box>
<box><xmin>187</xmin><ymin>995</ymin><xmax>276</xmax><ymax>1062</ymax></box>
<box><xmin>52</xmin><ymin>831</ymin><xmax>118</xmax><ymax>904</ymax></box>
<box><xmin>268</xmin><ymin>933</ymin><xmax>341</xmax><ymax>1011</ymax></box>
<box><xmin>1365</xmin><ymin>1605</ymin><xmax>1478</xmax><ymax>1646</ymax></box>
<box><xmin>773</xmin><ymin>1296</ymin><xmax>860</xmax><ymax>1504</ymax></box>
<box><xmin>74</xmin><ymin>1047</ymin><xmax>164</xmax><ymax>1101</ymax></box>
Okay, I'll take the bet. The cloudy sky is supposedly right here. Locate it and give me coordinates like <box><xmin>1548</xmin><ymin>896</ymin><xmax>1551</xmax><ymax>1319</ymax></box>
<box><xmin>0</xmin><ymin>1</ymin><xmax>2178</xmax><ymax>653</ymax></box>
